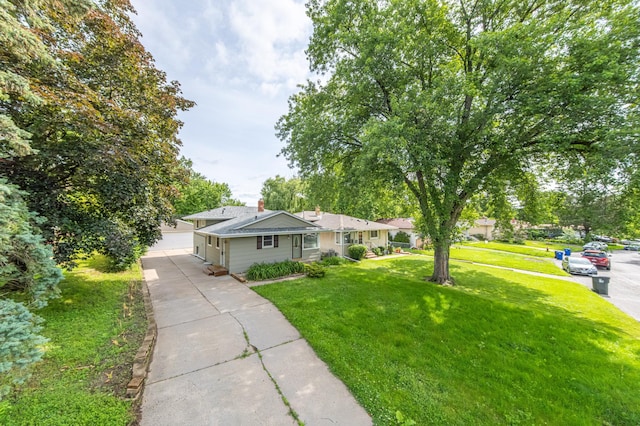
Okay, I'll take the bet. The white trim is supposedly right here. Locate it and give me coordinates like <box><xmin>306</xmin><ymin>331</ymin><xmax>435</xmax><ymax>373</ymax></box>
<box><xmin>303</xmin><ymin>233</ymin><xmax>319</xmax><ymax>250</ymax></box>
<box><xmin>262</xmin><ymin>235</ymin><xmax>274</xmax><ymax>249</ymax></box>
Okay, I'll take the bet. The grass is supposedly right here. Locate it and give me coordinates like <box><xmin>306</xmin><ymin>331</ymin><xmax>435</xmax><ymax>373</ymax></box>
<box><xmin>0</xmin><ymin>255</ymin><xmax>146</xmax><ymax>425</ymax></box>
<box><xmin>461</xmin><ymin>240</ymin><xmax>575</xmax><ymax>257</ymax></box>
<box><xmin>254</xmin><ymin>256</ymin><xmax>640</xmax><ymax>425</ymax></box>
<box><xmin>524</xmin><ymin>240</ymin><xmax>585</xmax><ymax>252</ymax></box>
<box><xmin>414</xmin><ymin>245</ymin><xmax>569</xmax><ymax>276</ymax></box>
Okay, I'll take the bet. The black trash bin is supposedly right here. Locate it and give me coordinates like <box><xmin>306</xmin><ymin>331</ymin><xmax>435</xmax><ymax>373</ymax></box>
<box><xmin>592</xmin><ymin>276</ymin><xmax>610</xmax><ymax>295</ymax></box>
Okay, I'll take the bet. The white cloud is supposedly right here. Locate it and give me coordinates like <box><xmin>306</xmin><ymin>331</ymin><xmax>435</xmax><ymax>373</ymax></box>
<box><xmin>129</xmin><ymin>0</ymin><xmax>310</xmax><ymax>205</ymax></box>
<box><xmin>228</xmin><ymin>0</ymin><xmax>311</xmax><ymax>92</ymax></box>
<box><xmin>215</xmin><ymin>41</ymin><xmax>229</xmax><ymax>64</ymax></box>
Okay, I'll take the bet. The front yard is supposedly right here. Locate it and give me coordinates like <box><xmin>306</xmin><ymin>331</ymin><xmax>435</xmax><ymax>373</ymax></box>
<box><xmin>254</xmin><ymin>255</ymin><xmax>640</xmax><ymax>425</ymax></box>
<box><xmin>0</xmin><ymin>256</ymin><xmax>145</xmax><ymax>425</ymax></box>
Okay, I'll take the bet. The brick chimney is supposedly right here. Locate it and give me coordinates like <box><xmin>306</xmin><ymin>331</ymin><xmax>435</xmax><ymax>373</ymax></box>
<box><xmin>258</xmin><ymin>199</ymin><xmax>265</xmax><ymax>212</ymax></box>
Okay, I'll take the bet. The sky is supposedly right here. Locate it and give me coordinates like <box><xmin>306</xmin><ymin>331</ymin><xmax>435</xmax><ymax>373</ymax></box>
<box><xmin>128</xmin><ymin>0</ymin><xmax>313</xmax><ymax>207</ymax></box>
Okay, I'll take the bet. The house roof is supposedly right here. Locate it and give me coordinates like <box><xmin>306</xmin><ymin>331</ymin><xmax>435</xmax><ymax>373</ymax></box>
<box><xmin>196</xmin><ymin>210</ymin><xmax>326</xmax><ymax>238</ymax></box>
<box><xmin>182</xmin><ymin>206</ymin><xmax>268</xmax><ymax>220</ymax></box>
<box><xmin>376</xmin><ymin>218</ymin><xmax>415</xmax><ymax>230</ymax></box>
<box><xmin>296</xmin><ymin>211</ymin><xmax>398</xmax><ymax>232</ymax></box>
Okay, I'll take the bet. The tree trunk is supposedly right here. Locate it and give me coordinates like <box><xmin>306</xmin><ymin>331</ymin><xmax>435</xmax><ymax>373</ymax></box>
<box><xmin>430</xmin><ymin>243</ymin><xmax>454</xmax><ymax>285</ymax></box>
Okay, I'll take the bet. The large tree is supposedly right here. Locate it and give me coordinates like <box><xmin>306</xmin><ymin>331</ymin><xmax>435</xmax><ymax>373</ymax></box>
<box><xmin>1</xmin><ymin>0</ymin><xmax>194</xmax><ymax>270</ymax></box>
<box><xmin>173</xmin><ymin>159</ymin><xmax>243</xmax><ymax>216</ymax></box>
<box><xmin>261</xmin><ymin>175</ymin><xmax>309</xmax><ymax>212</ymax></box>
<box><xmin>278</xmin><ymin>0</ymin><xmax>640</xmax><ymax>283</ymax></box>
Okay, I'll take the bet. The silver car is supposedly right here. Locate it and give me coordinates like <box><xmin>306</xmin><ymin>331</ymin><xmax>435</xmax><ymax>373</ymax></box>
<box><xmin>583</xmin><ymin>241</ymin><xmax>608</xmax><ymax>251</ymax></box>
<box><xmin>562</xmin><ymin>256</ymin><xmax>598</xmax><ymax>276</ymax></box>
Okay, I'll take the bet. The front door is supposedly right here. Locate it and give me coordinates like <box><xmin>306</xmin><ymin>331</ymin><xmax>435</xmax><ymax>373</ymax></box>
<box><xmin>292</xmin><ymin>234</ymin><xmax>302</xmax><ymax>259</ymax></box>
<box><xmin>358</xmin><ymin>232</ymin><xmax>363</xmax><ymax>244</ymax></box>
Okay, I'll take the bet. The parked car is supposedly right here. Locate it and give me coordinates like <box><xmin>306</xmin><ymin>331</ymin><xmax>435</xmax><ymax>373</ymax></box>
<box><xmin>562</xmin><ymin>256</ymin><xmax>598</xmax><ymax>276</ymax></box>
<box><xmin>581</xmin><ymin>250</ymin><xmax>611</xmax><ymax>270</ymax></box>
<box><xmin>623</xmin><ymin>241</ymin><xmax>640</xmax><ymax>251</ymax></box>
<box><xmin>593</xmin><ymin>235</ymin><xmax>612</xmax><ymax>242</ymax></box>
<box><xmin>583</xmin><ymin>241</ymin><xmax>608</xmax><ymax>251</ymax></box>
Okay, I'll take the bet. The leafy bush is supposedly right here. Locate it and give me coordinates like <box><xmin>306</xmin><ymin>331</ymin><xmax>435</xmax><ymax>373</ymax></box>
<box><xmin>554</xmin><ymin>229</ymin><xmax>583</xmax><ymax>245</ymax></box>
<box><xmin>371</xmin><ymin>246</ymin><xmax>384</xmax><ymax>256</ymax></box>
<box><xmin>348</xmin><ymin>244</ymin><xmax>368</xmax><ymax>260</ymax></box>
<box><xmin>246</xmin><ymin>260</ymin><xmax>305</xmax><ymax>281</ymax></box>
<box><xmin>393</xmin><ymin>231</ymin><xmax>411</xmax><ymax>243</ymax></box>
<box><xmin>304</xmin><ymin>262</ymin><xmax>326</xmax><ymax>278</ymax></box>
<box><xmin>321</xmin><ymin>256</ymin><xmax>348</xmax><ymax>266</ymax></box>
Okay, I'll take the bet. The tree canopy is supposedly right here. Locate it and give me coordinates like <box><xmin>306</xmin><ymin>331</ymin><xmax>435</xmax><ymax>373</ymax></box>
<box><xmin>278</xmin><ymin>0</ymin><xmax>640</xmax><ymax>283</ymax></box>
<box><xmin>173</xmin><ymin>158</ymin><xmax>244</xmax><ymax>217</ymax></box>
<box><xmin>1</xmin><ymin>0</ymin><xmax>194</xmax><ymax>271</ymax></box>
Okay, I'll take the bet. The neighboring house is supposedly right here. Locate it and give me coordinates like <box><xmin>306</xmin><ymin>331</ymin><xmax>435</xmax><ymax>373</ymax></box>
<box><xmin>376</xmin><ymin>218</ymin><xmax>424</xmax><ymax>248</ymax></box>
<box><xmin>464</xmin><ymin>217</ymin><xmax>497</xmax><ymax>240</ymax></box>
<box><xmin>184</xmin><ymin>201</ymin><xmax>326</xmax><ymax>274</ymax></box>
<box><xmin>296</xmin><ymin>209</ymin><xmax>397</xmax><ymax>257</ymax></box>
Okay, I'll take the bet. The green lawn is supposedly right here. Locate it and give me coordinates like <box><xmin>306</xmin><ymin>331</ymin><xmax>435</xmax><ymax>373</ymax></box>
<box><xmin>462</xmin><ymin>240</ymin><xmax>577</xmax><ymax>257</ymax></box>
<box><xmin>524</xmin><ymin>240</ymin><xmax>585</xmax><ymax>252</ymax></box>
<box><xmin>254</xmin><ymin>256</ymin><xmax>640</xmax><ymax>425</ymax></box>
<box><xmin>414</xmin><ymin>245</ymin><xmax>569</xmax><ymax>276</ymax></box>
<box><xmin>0</xmin><ymin>255</ymin><xmax>146</xmax><ymax>425</ymax></box>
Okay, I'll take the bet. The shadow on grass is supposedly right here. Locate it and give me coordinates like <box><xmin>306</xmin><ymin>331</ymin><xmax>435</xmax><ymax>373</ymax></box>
<box><xmin>255</xmin><ymin>256</ymin><xmax>640</xmax><ymax>425</ymax></box>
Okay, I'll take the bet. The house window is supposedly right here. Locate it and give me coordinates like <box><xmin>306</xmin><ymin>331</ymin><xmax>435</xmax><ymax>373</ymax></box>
<box><xmin>370</xmin><ymin>230</ymin><xmax>379</xmax><ymax>239</ymax></box>
<box><xmin>257</xmin><ymin>235</ymin><xmax>279</xmax><ymax>249</ymax></box>
<box><xmin>336</xmin><ymin>232</ymin><xmax>351</xmax><ymax>244</ymax></box>
<box><xmin>207</xmin><ymin>236</ymin><xmax>212</xmax><ymax>246</ymax></box>
<box><xmin>303</xmin><ymin>233</ymin><xmax>319</xmax><ymax>249</ymax></box>
<box><xmin>215</xmin><ymin>237</ymin><xmax>220</xmax><ymax>249</ymax></box>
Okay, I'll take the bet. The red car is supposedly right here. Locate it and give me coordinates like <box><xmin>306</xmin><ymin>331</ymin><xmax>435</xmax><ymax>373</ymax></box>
<box><xmin>581</xmin><ymin>250</ymin><xmax>611</xmax><ymax>270</ymax></box>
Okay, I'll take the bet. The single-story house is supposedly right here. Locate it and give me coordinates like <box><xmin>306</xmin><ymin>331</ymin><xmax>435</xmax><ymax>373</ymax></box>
<box><xmin>296</xmin><ymin>209</ymin><xmax>397</xmax><ymax>257</ymax></box>
<box><xmin>375</xmin><ymin>218</ymin><xmax>424</xmax><ymax>248</ymax></box>
<box><xmin>185</xmin><ymin>201</ymin><xmax>326</xmax><ymax>274</ymax></box>
<box><xmin>464</xmin><ymin>217</ymin><xmax>497</xmax><ymax>240</ymax></box>
<box><xmin>183</xmin><ymin>205</ymin><xmax>265</xmax><ymax>230</ymax></box>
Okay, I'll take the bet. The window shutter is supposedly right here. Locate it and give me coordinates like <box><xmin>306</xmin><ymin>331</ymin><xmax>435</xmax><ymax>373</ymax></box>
<box><xmin>257</xmin><ymin>236</ymin><xmax>262</xmax><ymax>249</ymax></box>
<box><xmin>274</xmin><ymin>235</ymin><xmax>279</xmax><ymax>248</ymax></box>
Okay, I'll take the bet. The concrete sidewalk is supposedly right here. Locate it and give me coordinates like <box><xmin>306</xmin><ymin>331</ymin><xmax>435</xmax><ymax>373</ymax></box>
<box><xmin>139</xmin><ymin>248</ymin><xmax>371</xmax><ymax>425</ymax></box>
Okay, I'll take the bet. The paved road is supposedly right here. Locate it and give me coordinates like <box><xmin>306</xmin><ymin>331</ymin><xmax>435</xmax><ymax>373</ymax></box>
<box><xmin>554</xmin><ymin>249</ymin><xmax>640</xmax><ymax>321</ymax></box>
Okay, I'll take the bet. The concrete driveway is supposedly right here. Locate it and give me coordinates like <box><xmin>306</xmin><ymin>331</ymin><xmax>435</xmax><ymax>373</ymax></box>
<box><xmin>139</xmin><ymin>246</ymin><xmax>371</xmax><ymax>426</ymax></box>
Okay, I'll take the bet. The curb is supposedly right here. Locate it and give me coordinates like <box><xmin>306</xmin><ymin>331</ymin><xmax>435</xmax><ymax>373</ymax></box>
<box><xmin>126</xmin><ymin>277</ymin><xmax>157</xmax><ymax>400</ymax></box>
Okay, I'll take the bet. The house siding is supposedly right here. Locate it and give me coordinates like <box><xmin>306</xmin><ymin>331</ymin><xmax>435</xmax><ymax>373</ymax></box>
<box><xmin>204</xmin><ymin>238</ymin><xmax>222</xmax><ymax>265</ymax></box>
<box><xmin>193</xmin><ymin>233</ymin><xmax>206</xmax><ymax>259</ymax></box>
<box><xmin>227</xmin><ymin>235</ymin><xmax>320</xmax><ymax>273</ymax></box>
<box><xmin>322</xmin><ymin>230</ymin><xmax>390</xmax><ymax>256</ymax></box>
